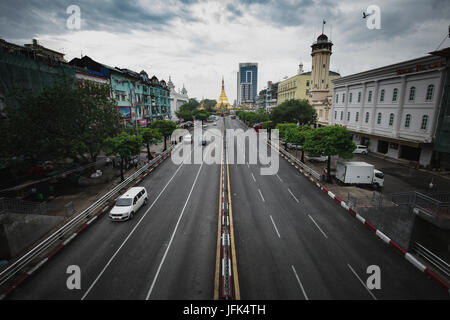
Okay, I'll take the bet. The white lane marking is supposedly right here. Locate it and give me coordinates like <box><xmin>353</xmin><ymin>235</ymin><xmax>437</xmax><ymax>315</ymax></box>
<box><xmin>258</xmin><ymin>188</ymin><xmax>265</xmax><ymax>202</ymax></box>
<box><xmin>81</xmin><ymin>144</ymin><xmax>200</xmax><ymax>300</ymax></box>
<box><xmin>276</xmin><ymin>174</ymin><xmax>284</xmax><ymax>183</ymax></box>
<box><xmin>247</xmin><ymin>162</ymin><xmax>250</xmax><ymax>168</ymax></box>
<box><xmin>291</xmin><ymin>265</ymin><xmax>309</xmax><ymax>300</ymax></box>
<box><xmin>287</xmin><ymin>188</ymin><xmax>300</xmax><ymax>203</ymax></box>
<box><xmin>347</xmin><ymin>264</ymin><xmax>377</xmax><ymax>300</ymax></box>
<box><xmin>308</xmin><ymin>215</ymin><xmax>328</xmax><ymax>239</ymax></box>
<box><xmin>269</xmin><ymin>215</ymin><xmax>281</xmax><ymax>238</ymax></box>
<box><xmin>146</xmin><ymin>145</ymin><xmax>211</xmax><ymax>300</ymax></box>
<box><xmin>251</xmin><ymin>173</ymin><xmax>256</xmax><ymax>182</ymax></box>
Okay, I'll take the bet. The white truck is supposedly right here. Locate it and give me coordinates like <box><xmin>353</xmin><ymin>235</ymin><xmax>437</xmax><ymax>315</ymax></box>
<box><xmin>335</xmin><ymin>161</ymin><xmax>384</xmax><ymax>189</ymax></box>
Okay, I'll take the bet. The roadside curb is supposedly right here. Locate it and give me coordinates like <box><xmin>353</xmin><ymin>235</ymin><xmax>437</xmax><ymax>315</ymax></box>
<box><xmin>277</xmin><ymin>150</ymin><xmax>450</xmax><ymax>293</ymax></box>
<box><xmin>0</xmin><ymin>151</ymin><xmax>172</xmax><ymax>300</ymax></box>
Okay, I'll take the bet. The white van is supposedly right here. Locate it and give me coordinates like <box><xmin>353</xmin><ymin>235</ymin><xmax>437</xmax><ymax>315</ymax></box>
<box><xmin>109</xmin><ymin>187</ymin><xmax>148</xmax><ymax>221</ymax></box>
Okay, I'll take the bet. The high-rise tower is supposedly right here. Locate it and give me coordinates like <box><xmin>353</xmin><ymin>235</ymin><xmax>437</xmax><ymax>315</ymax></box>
<box><xmin>237</xmin><ymin>63</ymin><xmax>258</xmax><ymax>107</ymax></box>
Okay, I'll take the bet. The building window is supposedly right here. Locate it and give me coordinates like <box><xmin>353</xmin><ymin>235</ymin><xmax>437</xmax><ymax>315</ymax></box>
<box><xmin>409</xmin><ymin>87</ymin><xmax>415</xmax><ymax>101</ymax></box>
<box><xmin>380</xmin><ymin>89</ymin><xmax>385</xmax><ymax>102</ymax></box>
<box><xmin>340</xmin><ymin>111</ymin><xmax>343</xmax><ymax>120</ymax></box>
<box><xmin>421</xmin><ymin>115</ymin><xmax>428</xmax><ymax>130</ymax></box>
<box><xmin>358</xmin><ymin>91</ymin><xmax>361</xmax><ymax>103</ymax></box>
<box><xmin>426</xmin><ymin>85</ymin><xmax>434</xmax><ymax>101</ymax></box>
<box><xmin>334</xmin><ymin>111</ymin><xmax>337</xmax><ymax>119</ymax></box>
<box><xmin>323</xmin><ymin>64</ymin><xmax>325</xmax><ymax>68</ymax></box>
<box><xmin>306</xmin><ymin>81</ymin><xmax>310</xmax><ymax>86</ymax></box>
<box><xmin>368</xmin><ymin>90</ymin><xmax>372</xmax><ymax>102</ymax></box>
<box><xmin>389</xmin><ymin>113</ymin><xmax>394</xmax><ymax>126</ymax></box>
<box><xmin>349</xmin><ymin>92</ymin><xmax>353</xmax><ymax>103</ymax></box>
<box><xmin>347</xmin><ymin>112</ymin><xmax>350</xmax><ymax>121</ymax></box>
<box><xmin>377</xmin><ymin>112</ymin><xmax>382</xmax><ymax>124</ymax></box>
<box><xmin>405</xmin><ymin>114</ymin><xmax>411</xmax><ymax>128</ymax></box>
<box><xmin>342</xmin><ymin>93</ymin><xmax>345</xmax><ymax>103</ymax></box>
<box><xmin>392</xmin><ymin>88</ymin><xmax>398</xmax><ymax>102</ymax></box>
<box><xmin>336</xmin><ymin>94</ymin><xmax>339</xmax><ymax>103</ymax></box>
<box><xmin>365</xmin><ymin>112</ymin><xmax>370</xmax><ymax>123</ymax></box>
<box><xmin>355</xmin><ymin>112</ymin><xmax>359</xmax><ymax>122</ymax></box>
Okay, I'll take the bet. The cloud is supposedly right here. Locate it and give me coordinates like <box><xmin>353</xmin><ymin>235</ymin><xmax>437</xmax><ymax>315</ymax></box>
<box><xmin>1</xmin><ymin>0</ymin><xmax>449</xmax><ymax>101</ymax></box>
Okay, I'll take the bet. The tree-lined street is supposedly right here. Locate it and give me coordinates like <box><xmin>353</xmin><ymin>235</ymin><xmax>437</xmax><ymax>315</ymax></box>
<box><xmin>4</xmin><ymin>118</ymin><xmax>448</xmax><ymax>300</ymax></box>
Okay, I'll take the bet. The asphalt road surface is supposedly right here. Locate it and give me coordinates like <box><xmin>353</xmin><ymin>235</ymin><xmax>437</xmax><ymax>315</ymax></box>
<box><xmin>6</xmin><ymin>118</ymin><xmax>449</xmax><ymax>300</ymax></box>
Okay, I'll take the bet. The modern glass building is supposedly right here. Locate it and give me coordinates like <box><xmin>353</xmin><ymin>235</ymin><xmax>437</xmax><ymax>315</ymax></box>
<box><xmin>237</xmin><ymin>63</ymin><xmax>258</xmax><ymax>107</ymax></box>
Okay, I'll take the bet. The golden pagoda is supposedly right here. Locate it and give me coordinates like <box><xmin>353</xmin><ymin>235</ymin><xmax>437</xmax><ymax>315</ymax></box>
<box><xmin>199</xmin><ymin>98</ymin><xmax>206</xmax><ymax>110</ymax></box>
<box><xmin>215</xmin><ymin>76</ymin><xmax>232</xmax><ymax>113</ymax></box>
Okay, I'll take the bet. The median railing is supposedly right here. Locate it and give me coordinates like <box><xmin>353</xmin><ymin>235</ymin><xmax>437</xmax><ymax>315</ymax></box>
<box><xmin>267</xmin><ymin>139</ymin><xmax>320</xmax><ymax>180</ymax></box>
<box><xmin>413</xmin><ymin>242</ymin><xmax>450</xmax><ymax>280</ymax></box>
<box><xmin>0</xmin><ymin>147</ymin><xmax>174</xmax><ymax>287</ymax></box>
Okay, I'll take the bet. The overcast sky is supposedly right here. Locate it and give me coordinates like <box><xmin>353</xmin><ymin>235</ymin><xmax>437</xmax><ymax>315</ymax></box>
<box><xmin>1</xmin><ymin>0</ymin><xmax>449</xmax><ymax>102</ymax></box>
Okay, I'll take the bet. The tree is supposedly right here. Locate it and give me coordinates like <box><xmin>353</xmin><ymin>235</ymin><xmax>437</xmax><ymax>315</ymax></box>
<box><xmin>4</xmin><ymin>77</ymin><xmax>121</xmax><ymax>166</ymax></box>
<box><xmin>141</xmin><ymin>128</ymin><xmax>162</xmax><ymax>160</ymax></box>
<box><xmin>271</xmin><ymin>99</ymin><xmax>317</xmax><ymax>125</ymax></box>
<box><xmin>192</xmin><ymin>109</ymin><xmax>210</xmax><ymax>122</ymax></box>
<box><xmin>285</xmin><ymin>126</ymin><xmax>312</xmax><ymax>162</ymax></box>
<box><xmin>285</xmin><ymin>126</ymin><xmax>303</xmax><ymax>158</ymax></box>
<box><xmin>303</xmin><ymin>126</ymin><xmax>356</xmax><ymax>182</ymax></box>
<box><xmin>149</xmin><ymin>120</ymin><xmax>177</xmax><ymax>151</ymax></box>
<box><xmin>179</xmin><ymin>98</ymin><xmax>200</xmax><ymax>113</ymax></box>
<box><xmin>275</xmin><ymin>123</ymin><xmax>297</xmax><ymax>149</ymax></box>
<box><xmin>104</xmin><ymin>132</ymin><xmax>142</xmax><ymax>181</ymax></box>
<box><xmin>261</xmin><ymin>121</ymin><xmax>276</xmax><ymax>140</ymax></box>
<box><xmin>176</xmin><ymin>110</ymin><xmax>193</xmax><ymax>122</ymax></box>
<box><xmin>203</xmin><ymin>99</ymin><xmax>217</xmax><ymax>112</ymax></box>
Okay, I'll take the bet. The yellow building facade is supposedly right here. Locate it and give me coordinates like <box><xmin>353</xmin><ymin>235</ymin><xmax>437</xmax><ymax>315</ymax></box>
<box><xmin>277</xmin><ymin>71</ymin><xmax>340</xmax><ymax>106</ymax></box>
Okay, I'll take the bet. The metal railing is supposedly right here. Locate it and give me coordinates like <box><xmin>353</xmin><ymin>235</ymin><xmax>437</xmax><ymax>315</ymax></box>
<box><xmin>0</xmin><ymin>147</ymin><xmax>173</xmax><ymax>287</ymax></box>
<box><xmin>413</xmin><ymin>242</ymin><xmax>450</xmax><ymax>279</ymax></box>
<box><xmin>267</xmin><ymin>139</ymin><xmax>320</xmax><ymax>180</ymax></box>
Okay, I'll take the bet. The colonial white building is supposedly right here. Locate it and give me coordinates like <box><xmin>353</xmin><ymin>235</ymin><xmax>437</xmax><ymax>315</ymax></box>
<box><xmin>331</xmin><ymin>53</ymin><xmax>446</xmax><ymax>167</ymax></box>
<box><xmin>167</xmin><ymin>76</ymin><xmax>188</xmax><ymax>120</ymax></box>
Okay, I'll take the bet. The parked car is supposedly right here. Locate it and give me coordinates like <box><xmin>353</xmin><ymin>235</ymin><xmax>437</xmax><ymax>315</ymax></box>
<box><xmin>109</xmin><ymin>187</ymin><xmax>148</xmax><ymax>221</ymax></box>
<box><xmin>287</xmin><ymin>143</ymin><xmax>302</xmax><ymax>150</ymax></box>
<box><xmin>354</xmin><ymin>145</ymin><xmax>369</xmax><ymax>155</ymax></box>
<box><xmin>306</xmin><ymin>154</ymin><xmax>328</xmax><ymax>162</ymax></box>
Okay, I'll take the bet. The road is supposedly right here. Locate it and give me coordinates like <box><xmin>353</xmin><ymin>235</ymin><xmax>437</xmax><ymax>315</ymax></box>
<box><xmin>226</xmin><ymin>117</ymin><xmax>448</xmax><ymax>300</ymax></box>
<box><xmin>5</xmin><ymin>117</ymin><xmax>449</xmax><ymax>300</ymax></box>
<box><xmin>7</xmin><ymin>122</ymin><xmax>221</xmax><ymax>300</ymax></box>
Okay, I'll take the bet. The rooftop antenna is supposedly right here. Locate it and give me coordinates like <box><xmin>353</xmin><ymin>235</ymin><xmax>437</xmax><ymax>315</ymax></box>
<box><xmin>330</xmin><ymin>23</ymin><xmax>332</xmax><ymax>41</ymax></box>
<box><xmin>322</xmin><ymin>19</ymin><xmax>326</xmax><ymax>34</ymax></box>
